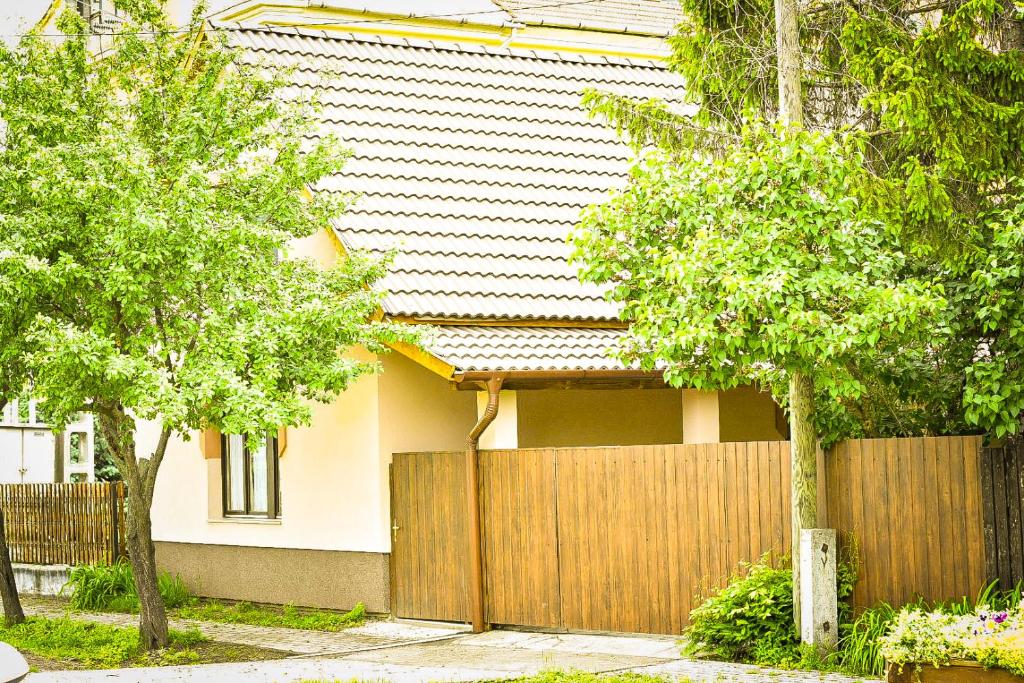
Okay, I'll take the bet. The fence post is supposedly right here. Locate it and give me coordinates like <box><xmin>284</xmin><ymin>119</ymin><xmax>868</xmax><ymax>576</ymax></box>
<box><xmin>109</xmin><ymin>483</ymin><xmax>121</xmax><ymax>563</ymax></box>
<box><xmin>800</xmin><ymin>528</ymin><xmax>838</xmax><ymax>653</ymax></box>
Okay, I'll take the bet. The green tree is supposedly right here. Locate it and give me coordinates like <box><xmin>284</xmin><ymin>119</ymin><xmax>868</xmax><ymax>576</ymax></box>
<box><xmin>0</xmin><ymin>241</ymin><xmax>38</xmax><ymax>626</ymax></box>
<box><xmin>580</xmin><ymin>0</ymin><xmax>1024</xmax><ymax>439</ymax></box>
<box><xmin>0</xmin><ymin>0</ymin><xmax>408</xmax><ymax>648</ymax></box>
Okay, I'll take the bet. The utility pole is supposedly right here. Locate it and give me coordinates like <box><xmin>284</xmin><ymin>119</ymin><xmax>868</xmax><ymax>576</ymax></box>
<box><xmin>773</xmin><ymin>0</ymin><xmax>817</xmax><ymax>634</ymax></box>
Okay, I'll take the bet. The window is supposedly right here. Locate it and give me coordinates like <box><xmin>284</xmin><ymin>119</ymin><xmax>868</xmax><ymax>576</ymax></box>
<box><xmin>221</xmin><ymin>434</ymin><xmax>280</xmax><ymax>518</ymax></box>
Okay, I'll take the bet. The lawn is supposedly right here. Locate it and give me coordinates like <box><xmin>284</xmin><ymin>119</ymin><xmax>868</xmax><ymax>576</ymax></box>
<box><xmin>1</xmin><ymin>616</ymin><xmax>287</xmax><ymax>671</ymax></box>
<box><xmin>174</xmin><ymin>599</ymin><xmax>366</xmax><ymax>631</ymax></box>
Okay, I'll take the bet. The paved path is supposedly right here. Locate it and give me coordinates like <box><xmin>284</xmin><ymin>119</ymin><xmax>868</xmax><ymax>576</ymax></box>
<box><xmin>21</xmin><ymin>600</ymin><xmax>875</xmax><ymax>682</ymax></box>
<box><xmin>23</xmin><ymin>598</ymin><xmax>461</xmax><ymax>655</ymax></box>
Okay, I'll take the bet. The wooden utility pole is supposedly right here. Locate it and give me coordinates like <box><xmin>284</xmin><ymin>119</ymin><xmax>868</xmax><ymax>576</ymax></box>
<box><xmin>773</xmin><ymin>0</ymin><xmax>816</xmax><ymax>631</ymax></box>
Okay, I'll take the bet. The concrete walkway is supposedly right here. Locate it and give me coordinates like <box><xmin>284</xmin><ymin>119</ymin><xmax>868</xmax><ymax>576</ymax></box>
<box><xmin>21</xmin><ymin>601</ymin><xmax>875</xmax><ymax>682</ymax></box>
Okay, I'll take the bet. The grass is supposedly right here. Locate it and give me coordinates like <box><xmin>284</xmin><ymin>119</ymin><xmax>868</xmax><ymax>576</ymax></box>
<box><xmin>0</xmin><ymin>616</ymin><xmax>208</xmax><ymax>669</ymax></box>
<box><xmin>175</xmin><ymin>599</ymin><xmax>366</xmax><ymax>631</ymax></box>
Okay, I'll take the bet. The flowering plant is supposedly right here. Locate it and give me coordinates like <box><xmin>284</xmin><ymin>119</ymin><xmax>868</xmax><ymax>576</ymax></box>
<box><xmin>879</xmin><ymin>602</ymin><xmax>1024</xmax><ymax>675</ymax></box>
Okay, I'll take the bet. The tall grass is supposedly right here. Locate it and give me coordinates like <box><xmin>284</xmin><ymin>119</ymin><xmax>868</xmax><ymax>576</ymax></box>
<box><xmin>65</xmin><ymin>561</ymin><xmax>194</xmax><ymax>613</ymax></box>
<box><xmin>833</xmin><ymin>602</ymin><xmax>897</xmax><ymax>677</ymax></box>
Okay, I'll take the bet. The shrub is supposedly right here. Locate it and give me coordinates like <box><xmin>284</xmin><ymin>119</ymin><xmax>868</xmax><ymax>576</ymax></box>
<box><xmin>683</xmin><ymin>560</ymin><xmax>800</xmax><ymax>666</ymax></box>
<box><xmin>66</xmin><ymin>560</ymin><xmax>195</xmax><ymax>612</ymax></box>
<box><xmin>682</xmin><ymin>554</ymin><xmax>858</xmax><ymax>668</ymax></box>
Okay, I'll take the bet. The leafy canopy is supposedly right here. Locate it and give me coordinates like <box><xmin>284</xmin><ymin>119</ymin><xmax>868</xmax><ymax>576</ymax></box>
<box><xmin>573</xmin><ymin>125</ymin><xmax>944</xmax><ymax>433</ymax></box>
<box><xmin>0</xmin><ymin>0</ymin><xmax>410</xmax><ymax>454</ymax></box>
<box><xmin>579</xmin><ymin>0</ymin><xmax>1024</xmax><ymax>440</ymax></box>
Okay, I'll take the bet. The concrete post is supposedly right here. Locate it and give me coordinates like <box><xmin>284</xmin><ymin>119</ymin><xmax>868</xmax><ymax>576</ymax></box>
<box><xmin>800</xmin><ymin>528</ymin><xmax>838</xmax><ymax>652</ymax></box>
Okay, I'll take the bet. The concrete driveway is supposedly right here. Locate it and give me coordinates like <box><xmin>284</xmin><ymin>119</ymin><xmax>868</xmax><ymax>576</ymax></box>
<box><xmin>25</xmin><ymin>627</ymin><xmax>875</xmax><ymax>682</ymax></box>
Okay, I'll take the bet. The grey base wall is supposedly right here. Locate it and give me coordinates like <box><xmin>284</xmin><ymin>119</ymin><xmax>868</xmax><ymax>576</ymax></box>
<box><xmin>154</xmin><ymin>542</ymin><xmax>390</xmax><ymax>613</ymax></box>
<box><xmin>13</xmin><ymin>564</ymin><xmax>70</xmax><ymax>596</ymax></box>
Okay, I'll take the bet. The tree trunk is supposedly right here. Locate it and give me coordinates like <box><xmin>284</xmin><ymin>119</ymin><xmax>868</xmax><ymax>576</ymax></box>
<box><xmin>97</xmin><ymin>407</ymin><xmax>169</xmax><ymax>650</ymax></box>
<box><xmin>0</xmin><ymin>399</ymin><xmax>24</xmax><ymax>626</ymax></box>
<box><xmin>0</xmin><ymin>513</ymin><xmax>24</xmax><ymax>626</ymax></box>
<box><xmin>774</xmin><ymin>0</ymin><xmax>815</xmax><ymax>633</ymax></box>
<box><xmin>774</xmin><ymin>0</ymin><xmax>803</xmax><ymax>128</ymax></box>
<box><xmin>789</xmin><ymin>372</ymin><xmax>817</xmax><ymax>632</ymax></box>
<box><xmin>125</xmin><ymin>489</ymin><xmax>168</xmax><ymax>649</ymax></box>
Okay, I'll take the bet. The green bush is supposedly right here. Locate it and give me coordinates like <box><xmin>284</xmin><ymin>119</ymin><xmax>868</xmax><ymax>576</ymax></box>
<box><xmin>682</xmin><ymin>555</ymin><xmax>858</xmax><ymax>668</ymax></box>
<box><xmin>66</xmin><ymin>560</ymin><xmax>195</xmax><ymax>613</ymax></box>
<box><xmin>683</xmin><ymin>560</ymin><xmax>800</xmax><ymax>666</ymax></box>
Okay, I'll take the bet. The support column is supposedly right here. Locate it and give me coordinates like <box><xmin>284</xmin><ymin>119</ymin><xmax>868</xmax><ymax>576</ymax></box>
<box><xmin>477</xmin><ymin>390</ymin><xmax>517</xmax><ymax>450</ymax></box>
<box><xmin>681</xmin><ymin>389</ymin><xmax>720</xmax><ymax>444</ymax></box>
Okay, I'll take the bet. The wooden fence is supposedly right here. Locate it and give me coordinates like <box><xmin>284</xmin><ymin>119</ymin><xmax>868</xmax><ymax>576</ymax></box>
<box><xmin>980</xmin><ymin>441</ymin><xmax>1024</xmax><ymax>589</ymax></box>
<box><xmin>391</xmin><ymin>435</ymin><xmax>986</xmax><ymax>633</ymax></box>
<box><xmin>0</xmin><ymin>482</ymin><xmax>127</xmax><ymax>566</ymax></box>
<box><xmin>827</xmin><ymin>437</ymin><xmax>986</xmax><ymax>609</ymax></box>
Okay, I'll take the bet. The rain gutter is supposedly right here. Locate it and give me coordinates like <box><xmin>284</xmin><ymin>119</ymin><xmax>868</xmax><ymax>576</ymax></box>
<box><xmin>464</xmin><ymin>374</ymin><xmax>503</xmax><ymax>633</ymax></box>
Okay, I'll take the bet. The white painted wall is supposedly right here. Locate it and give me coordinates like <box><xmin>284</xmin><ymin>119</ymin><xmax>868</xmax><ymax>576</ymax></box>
<box><xmin>0</xmin><ymin>401</ymin><xmax>95</xmax><ymax>483</ymax></box>
<box><xmin>149</xmin><ymin>347</ymin><xmax>388</xmax><ymax>553</ymax></box>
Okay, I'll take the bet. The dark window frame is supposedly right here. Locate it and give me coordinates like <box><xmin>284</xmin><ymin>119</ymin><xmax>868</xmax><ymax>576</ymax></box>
<box><xmin>221</xmin><ymin>434</ymin><xmax>280</xmax><ymax>519</ymax></box>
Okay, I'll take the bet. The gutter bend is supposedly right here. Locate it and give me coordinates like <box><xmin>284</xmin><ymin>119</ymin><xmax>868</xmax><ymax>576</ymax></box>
<box><xmin>465</xmin><ymin>375</ymin><xmax>503</xmax><ymax>634</ymax></box>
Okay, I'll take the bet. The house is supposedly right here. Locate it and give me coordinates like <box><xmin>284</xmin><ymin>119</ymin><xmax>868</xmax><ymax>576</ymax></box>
<box><xmin>134</xmin><ymin>0</ymin><xmax>789</xmax><ymax>616</ymax></box>
<box><xmin>0</xmin><ymin>399</ymin><xmax>95</xmax><ymax>483</ymax></box>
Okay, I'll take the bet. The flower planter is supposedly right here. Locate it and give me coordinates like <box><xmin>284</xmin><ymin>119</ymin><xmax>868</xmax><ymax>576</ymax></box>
<box><xmin>887</xmin><ymin>661</ymin><xmax>1023</xmax><ymax>682</ymax></box>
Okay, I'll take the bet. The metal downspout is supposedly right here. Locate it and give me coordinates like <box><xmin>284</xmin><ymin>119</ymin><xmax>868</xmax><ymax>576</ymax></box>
<box><xmin>465</xmin><ymin>375</ymin><xmax>502</xmax><ymax>633</ymax></box>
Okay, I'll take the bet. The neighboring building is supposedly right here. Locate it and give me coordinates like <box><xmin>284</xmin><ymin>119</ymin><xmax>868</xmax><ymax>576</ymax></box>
<box><xmin>129</xmin><ymin>0</ymin><xmax>790</xmax><ymax>615</ymax></box>
<box><xmin>0</xmin><ymin>399</ymin><xmax>96</xmax><ymax>484</ymax></box>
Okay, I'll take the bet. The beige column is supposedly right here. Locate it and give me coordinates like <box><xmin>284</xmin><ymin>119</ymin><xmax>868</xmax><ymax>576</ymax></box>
<box><xmin>477</xmin><ymin>390</ymin><xmax>518</xmax><ymax>450</ymax></box>
<box><xmin>682</xmin><ymin>389</ymin><xmax>721</xmax><ymax>444</ymax></box>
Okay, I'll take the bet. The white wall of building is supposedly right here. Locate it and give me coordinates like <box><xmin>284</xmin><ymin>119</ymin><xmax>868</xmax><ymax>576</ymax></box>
<box><xmin>0</xmin><ymin>401</ymin><xmax>95</xmax><ymax>483</ymax></box>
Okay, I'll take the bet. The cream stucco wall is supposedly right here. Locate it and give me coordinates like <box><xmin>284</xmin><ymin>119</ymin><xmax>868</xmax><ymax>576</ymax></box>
<box><xmin>718</xmin><ymin>384</ymin><xmax>787</xmax><ymax>442</ymax></box>
<box><xmin>516</xmin><ymin>387</ymin><xmax>684</xmax><ymax>448</ymax></box>
<box><xmin>149</xmin><ymin>346</ymin><xmax>389</xmax><ymax>553</ymax></box>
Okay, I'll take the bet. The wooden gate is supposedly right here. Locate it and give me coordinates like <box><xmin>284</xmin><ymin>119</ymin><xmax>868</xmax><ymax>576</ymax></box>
<box><xmin>391</xmin><ymin>436</ymin><xmax>987</xmax><ymax>633</ymax></box>
<box><xmin>389</xmin><ymin>451</ymin><xmax>469</xmax><ymax>622</ymax></box>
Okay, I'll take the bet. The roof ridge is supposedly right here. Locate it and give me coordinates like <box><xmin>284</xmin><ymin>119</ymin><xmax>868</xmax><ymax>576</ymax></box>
<box><xmin>216</xmin><ymin>22</ymin><xmax>663</xmax><ymax>67</ymax></box>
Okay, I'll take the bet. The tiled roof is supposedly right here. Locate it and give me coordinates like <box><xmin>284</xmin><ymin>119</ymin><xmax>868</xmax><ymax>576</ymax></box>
<box><xmin>494</xmin><ymin>0</ymin><xmax>683</xmax><ymax>36</ymax></box>
<box><xmin>428</xmin><ymin>325</ymin><xmax>629</xmax><ymax>372</ymax></box>
<box><xmin>221</xmin><ymin>25</ymin><xmax>686</xmax><ymax>323</ymax></box>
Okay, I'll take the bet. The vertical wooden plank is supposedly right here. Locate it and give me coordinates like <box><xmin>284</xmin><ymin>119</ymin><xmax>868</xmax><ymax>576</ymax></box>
<box><xmin>745</xmin><ymin>443</ymin><xmax>762</xmax><ymax>561</ymax></box>
<box><xmin>962</xmin><ymin>437</ymin><xmax>986</xmax><ymax>596</ymax></box>
<box><xmin>980</xmin><ymin>446</ymin><xmax>998</xmax><ymax>586</ymax></box>
<box><xmin>948</xmin><ymin>436</ymin><xmax>970</xmax><ymax>600</ymax></box>
<box><xmin>667</xmin><ymin>448</ymin><xmax>684</xmax><ymax>630</ymax></box>
<box><xmin>992</xmin><ymin>443</ymin><xmax>1010</xmax><ymax>588</ymax></box>
<box><xmin>757</xmin><ymin>441</ymin><xmax>772</xmax><ymax>559</ymax></box>
<box><xmin>922</xmin><ymin>438</ymin><xmax>943</xmax><ymax>601</ymax></box>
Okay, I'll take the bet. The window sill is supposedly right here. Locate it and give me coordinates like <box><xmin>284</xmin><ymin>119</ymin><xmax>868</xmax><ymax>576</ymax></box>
<box><xmin>207</xmin><ymin>517</ymin><xmax>282</xmax><ymax>525</ymax></box>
